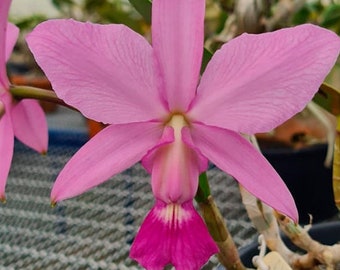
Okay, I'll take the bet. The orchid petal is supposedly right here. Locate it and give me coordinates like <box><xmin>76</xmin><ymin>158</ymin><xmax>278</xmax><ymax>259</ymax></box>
<box><xmin>141</xmin><ymin>126</ymin><xmax>175</xmax><ymax>173</ymax></box>
<box><xmin>0</xmin><ymin>113</ymin><xmax>14</xmax><ymax>200</ymax></box>
<box><xmin>152</xmin><ymin>0</ymin><xmax>205</xmax><ymax>111</ymax></box>
<box><xmin>0</xmin><ymin>0</ymin><xmax>12</xmax><ymax>89</ymax></box>
<box><xmin>27</xmin><ymin>19</ymin><xmax>167</xmax><ymax>125</ymax></box>
<box><xmin>130</xmin><ymin>200</ymin><xmax>218</xmax><ymax>269</ymax></box>
<box><xmin>12</xmin><ymin>99</ymin><xmax>48</xmax><ymax>153</ymax></box>
<box><xmin>51</xmin><ymin>121</ymin><xmax>163</xmax><ymax>202</ymax></box>
<box><xmin>6</xmin><ymin>23</ymin><xmax>19</xmax><ymax>62</ymax></box>
<box><xmin>0</xmin><ymin>0</ymin><xmax>11</xmax><ymax>27</ymax></box>
<box><xmin>189</xmin><ymin>24</ymin><xmax>340</xmax><ymax>134</ymax></box>
<box><xmin>0</xmin><ymin>0</ymin><xmax>11</xmax><ymax>49</ymax></box>
<box><xmin>191</xmin><ymin>123</ymin><xmax>298</xmax><ymax>222</ymax></box>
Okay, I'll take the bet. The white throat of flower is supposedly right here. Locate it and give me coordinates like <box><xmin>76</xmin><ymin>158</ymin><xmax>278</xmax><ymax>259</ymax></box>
<box><xmin>156</xmin><ymin>203</ymin><xmax>192</xmax><ymax>228</ymax></box>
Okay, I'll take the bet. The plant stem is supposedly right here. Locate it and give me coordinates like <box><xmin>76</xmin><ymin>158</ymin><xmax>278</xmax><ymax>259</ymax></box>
<box><xmin>9</xmin><ymin>85</ymin><xmax>76</xmax><ymax>110</ymax></box>
<box><xmin>195</xmin><ymin>174</ymin><xmax>248</xmax><ymax>270</ymax></box>
<box><xmin>198</xmin><ymin>195</ymin><xmax>248</xmax><ymax>270</ymax></box>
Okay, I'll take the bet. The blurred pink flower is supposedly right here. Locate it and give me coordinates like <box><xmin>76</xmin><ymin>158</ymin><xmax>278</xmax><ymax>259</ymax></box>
<box><xmin>27</xmin><ymin>0</ymin><xmax>340</xmax><ymax>268</ymax></box>
<box><xmin>0</xmin><ymin>0</ymin><xmax>48</xmax><ymax>201</ymax></box>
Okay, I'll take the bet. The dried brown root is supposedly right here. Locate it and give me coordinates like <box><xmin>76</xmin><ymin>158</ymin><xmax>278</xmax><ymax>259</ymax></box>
<box><xmin>240</xmin><ymin>185</ymin><xmax>340</xmax><ymax>269</ymax></box>
<box><xmin>276</xmin><ymin>212</ymin><xmax>340</xmax><ymax>269</ymax></box>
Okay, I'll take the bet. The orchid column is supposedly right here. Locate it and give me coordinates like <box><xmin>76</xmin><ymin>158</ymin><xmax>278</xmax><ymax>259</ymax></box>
<box><xmin>27</xmin><ymin>0</ymin><xmax>340</xmax><ymax>268</ymax></box>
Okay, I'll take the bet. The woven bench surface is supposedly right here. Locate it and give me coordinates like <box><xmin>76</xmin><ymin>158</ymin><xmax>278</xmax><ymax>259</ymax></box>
<box><xmin>1</xmin><ymin>130</ymin><xmax>257</xmax><ymax>270</ymax></box>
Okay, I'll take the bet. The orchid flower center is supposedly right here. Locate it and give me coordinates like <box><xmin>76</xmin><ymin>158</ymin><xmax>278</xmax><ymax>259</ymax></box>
<box><xmin>166</xmin><ymin>113</ymin><xmax>189</xmax><ymax>136</ymax></box>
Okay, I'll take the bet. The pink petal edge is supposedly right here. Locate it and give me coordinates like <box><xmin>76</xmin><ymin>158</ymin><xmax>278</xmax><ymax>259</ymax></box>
<box><xmin>191</xmin><ymin>123</ymin><xmax>298</xmax><ymax>222</ymax></box>
<box><xmin>26</xmin><ymin>19</ymin><xmax>167</xmax><ymax>125</ymax></box>
<box><xmin>6</xmin><ymin>23</ymin><xmax>19</xmax><ymax>62</ymax></box>
<box><xmin>189</xmin><ymin>24</ymin><xmax>340</xmax><ymax>134</ymax></box>
<box><xmin>51</xmin><ymin>121</ymin><xmax>163</xmax><ymax>202</ymax></box>
<box><xmin>130</xmin><ymin>200</ymin><xmax>218</xmax><ymax>270</ymax></box>
<box><xmin>0</xmin><ymin>0</ymin><xmax>16</xmax><ymax>89</ymax></box>
<box><xmin>12</xmin><ymin>99</ymin><xmax>48</xmax><ymax>153</ymax></box>
<box><xmin>0</xmin><ymin>113</ymin><xmax>14</xmax><ymax>200</ymax></box>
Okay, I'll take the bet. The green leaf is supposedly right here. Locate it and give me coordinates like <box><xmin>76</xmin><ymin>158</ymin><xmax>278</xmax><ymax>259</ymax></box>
<box><xmin>201</xmin><ymin>48</ymin><xmax>213</xmax><ymax>74</ymax></box>
<box><xmin>195</xmin><ymin>172</ymin><xmax>211</xmax><ymax>203</ymax></box>
<box><xmin>51</xmin><ymin>0</ymin><xmax>75</xmax><ymax>11</ymax></box>
<box><xmin>128</xmin><ymin>0</ymin><xmax>152</xmax><ymax>24</ymax></box>
<box><xmin>313</xmin><ymin>83</ymin><xmax>340</xmax><ymax>116</ymax></box>
<box><xmin>292</xmin><ymin>2</ymin><xmax>324</xmax><ymax>26</ymax></box>
<box><xmin>321</xmin><ymin>4</ymin><xmax>340</xmax><ymax>29</ymax></box>
<box><xmin>292</xmin><ymin>6</ymin><xmax>311</xmax><ymax>25</ymax></box>
<box><xmin>14</xmin><ymin>15</ymin><xmax>48</xmax><ymax>31</ymax></box>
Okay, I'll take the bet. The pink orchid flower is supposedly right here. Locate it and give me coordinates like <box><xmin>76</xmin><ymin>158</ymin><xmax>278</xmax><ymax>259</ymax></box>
<box><xmin>0</xmin><ymin>0</ymin><xmax>48</xmax><ymax>201</ymax></box>
<box><xmin>27</xmin><ymin>0</ymin><xmax>340</xmax><ymax>268</ymax></box>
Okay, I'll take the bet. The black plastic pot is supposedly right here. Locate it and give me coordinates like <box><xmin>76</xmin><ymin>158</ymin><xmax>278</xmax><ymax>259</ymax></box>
<box><xmin>237</xmin><ymin>221</ymin><xmax>340</xmax><ymax>268</ymax></box>
<box><xmin>262</xmin><ymin>143</ymin><xmax>338</xmax><ymax>224</ymax></box>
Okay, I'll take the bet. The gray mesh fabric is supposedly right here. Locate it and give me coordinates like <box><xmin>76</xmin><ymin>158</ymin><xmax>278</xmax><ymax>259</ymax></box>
<box><xmin>0</xmin><ymin>130</ymin><xmax>257</xmax><ymax>269</ymax></box>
